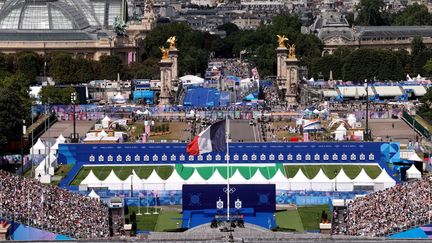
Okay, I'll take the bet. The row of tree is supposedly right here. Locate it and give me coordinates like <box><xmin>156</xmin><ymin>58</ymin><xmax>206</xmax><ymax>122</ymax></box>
<box><xmin>310</xmin><ymin>38</ymin><xmax>432</xmax><ymax>80</ymax></box>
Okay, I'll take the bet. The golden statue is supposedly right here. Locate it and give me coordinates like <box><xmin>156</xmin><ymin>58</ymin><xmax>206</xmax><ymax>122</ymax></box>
<box><xmin>167</xmin><ymin>36</ymin><xmax>177</xmax><ymax>49</ymax></box>
<box><xmin>276</xmin><ymin>35</ymin><xmax>288</xmax><ymax>48</ymax></box>
<box><xmin>160</xmin><ymin>47</ymin><xmax>169</xmax><ymax>60</ymax></box>
<box><xmin>288</xmin><ymin>44</ymin><xmax>296</xmax><ymax>59</ymax></box>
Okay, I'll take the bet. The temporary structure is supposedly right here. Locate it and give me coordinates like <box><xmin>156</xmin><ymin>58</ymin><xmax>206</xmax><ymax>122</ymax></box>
<box><xmin>144</xmin><ymin>170</ymin><xmax>165</xmax><ymax>190</ymax></box>
<box><xmin>269</xmin><ymin>169</ymin><xmax>290</xmax><ymax>190</ymax></box>
<box><xmin>291</xmin><ymin>169</ymin><xmax>311</xmax><ymax>191</ymax></box>
<box><xmin>230</xmin><ymin>169</ymin><xmax>249</xmax><ymax>184</ymax></box>
<box><xmin>164</xmin><ymin>170</ymin><xmax>185</xmax><ymax>190</ymax></box>
<box><xmin>80</xmin><ymin>170</ymin><xmax>102</xmax><ymax>188</ymax></box>
<box><xmin>101</xmin><ymin>116</ymin><xmax>111</xmax><ymax>128</ymax></box>
<box><xmin>353</xmin><ymin>169</ymin><xmax>374</xmax><ymax>187</ymax></box>
<box><xmin>334</xmin><ymin>168</ymin><xmax>354</xmax><ymax>191</ymax></box>
<box><xmin>30</xmin><ymin>138</ymin><xmax>46</xmax><ymax>155</ymax></box>
<box><xmin>57</xmin><ymin>134</ymin><xmax>66</xmax><ymax>143</ymax></box>
<box><xmin>408</xmin><ymin>153</ymin><xmax>423</xmax><ymax>162</ymax></box>
<box><xmin>207</xmin><ymin>169</ymin><xmax>227</xmax><ymax>184</ymax></box>
<box><xmin>102</xmin><ymin>170</ymin><xmax>124</xmax><ymax>190</ymax></box>
<box><xmin>406</xmin><ymin>164</ymin><xmax>421</xmax><ymax>179</ymax></box>
<box><xmin>88</xmin><ymin>189</ymin><xmax>100</xmax><ymax>200</ymax></box>
<box><xmin>184</xmin><ymin>169</ymin><xmax>207</xmax><ymax>184</ymax></box>
<box><xmin>112</xmin><ymin>93</ymin><xmax>126</xmax><ymax>104</ymax></box>
<box><xmin>249</xmin><ymin>169</ymin><xmax>269</xmax><ymax>184</ymax></box>
<box><xmin>373</xmin><ymin>169</ymin><xmax>396</xmax><ymax>190</ymax></box>
<box><xmin>334</xmin><ymin>124</ymin><xmax>347</xmax><ymax>141</ymax></box>
<box><xmin>310</xmin><ymin>169</ymin><xmax>334</xmax><ymax>191</ymax></box>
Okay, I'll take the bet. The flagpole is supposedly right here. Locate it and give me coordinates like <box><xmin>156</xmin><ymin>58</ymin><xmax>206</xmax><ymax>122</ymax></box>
<box><xmin>226</xmin><ymin>113</ymin><xmax>230</xmax><ymax>223</ymax></box>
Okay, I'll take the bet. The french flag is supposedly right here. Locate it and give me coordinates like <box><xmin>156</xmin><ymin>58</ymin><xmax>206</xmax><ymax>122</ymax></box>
<box><xmin>187</xmin><ymin>120</ymin><xmax>226</xmax><ymax>155</ymax></box>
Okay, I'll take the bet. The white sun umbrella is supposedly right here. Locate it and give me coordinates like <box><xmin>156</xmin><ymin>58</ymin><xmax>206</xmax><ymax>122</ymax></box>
<box><xmin>123</xmin><ymin>169</ymin><xmax>144</xmax><ymax>190</ymax></box>
<box><xmin>269</xmin><ymin>169</ymin><xmax>290</xmax><ymax>190</ymax></box>
<box><xmin>80</xmin><ymin>170</ymin><xmax>102</xmax><ymax>188</ymax></box>
<box><xmin>408</xmin><ymin>153</ymin><xmax>423</xmax><ymax>162</ymax></box>
<box><xmin>57</xmin><ymin>134</ymin><xmax>66</xmax><ymax>143</ymax></box>
<box><xmin>98</xmin><ymin>130</ymin><xmax>108</xmax><ymax>137</ymax></box>
<box><xmin>249</xmin><ymin>169</ymin><xmax>269</xmax><ymax>184</ymax></box>
<box><xmin>207</xmin><ymin>169</ymin><xmax>227</xmax><ymax>184</ymax></box>
<box><xmin>164</xmin><ymin>170</ymin><xmax>185</xmax><ymax>190</ymax></box>
<box><xmin>310</xmin><ymin>169</ymin><xmax>334</xmax><ymax>191</ymax></box>
<box><xmin>313</xmin><ymin>109</ymin><xmax>320</xmax><ymax>114</ymax></box>
<box><xmin>184</xmin><ymin>169</ymin><xmax>207</xmax><ymax>185</ymax></box>
<box><xmin>334</xmin><ymin>168</ymin><xmax>354</xmax><ymax>191</ymax></box>
<box><xmin>145</xmin><ymin>170</ymin><xmax>165</xmax><ymax>190</ymax></box>
<box><xmin>373</xmin><ymin>169</ymin><xmax>396</xmax><ymax>190</ymax></box>
<box><xmin>291</xmin><ymin>169</ymin><xmax>311</xmax><ymax>191</ymax></box>
<box><xmin>102</xmin><ymin>170</ymin><xmax>124</xmax><ymax>190</ymax></box>
<box><xmin>88</xmin><ymin>189</ymin><xmax>100</xmax><ymax>200</ymax></box>
<box><xmin>230</xmin><ymin>169</ymin><xmax>249</xmax><ymax>184</ymax></box>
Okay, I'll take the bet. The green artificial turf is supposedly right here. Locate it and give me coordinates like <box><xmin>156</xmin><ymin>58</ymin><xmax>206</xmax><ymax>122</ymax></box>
<box><xmin>124</xmin><ymin>206</ymin><xmax>182</xmax><ymax>232</ymax></box>
<box><xmin>70</xmin><ymin>165</ymin><xmax>174</xmax><ymax>185</ymax></box>
<box><xmin>297</xmin><ymin>205</ymin><xmax>331</xmax><ymax>230</ymax></box>
<box><xmin>125</xmin><ymin>206</ymin><xmax>159</xmax><ymax>231</ymax></box>
<box><xmin>284</xmin><ymin>164</ymin><xmax>382</xmax><ymax>179</ymax></box>
<box><xmin>275</xmin><ymin>209</ymin><xmax>304</xmax><ymax>232</ymax></box>
<box><xmin>154</xmin><ymin>210</ymin><xmax>183</xmax><ymax>232</ymax></box>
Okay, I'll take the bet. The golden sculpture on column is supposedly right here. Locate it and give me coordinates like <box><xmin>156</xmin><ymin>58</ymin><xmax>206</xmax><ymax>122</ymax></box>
<box><xmin>160</xmin><ymin>47</ymin><xmax>169</xmax><ymax>60</ymax></box>
<box><xmin>288</xmin><ymin>44</ymin><xmax>296</xmax><ymax>59</ymax></box>
<box><xmin>276</xmin><ymin>35</ymin><xmax>288</xmax><ymax>48</ymax></box>
<box><xmin>167</xmin><ymin>36</ymin><xmax>177</xmax><ymax>49</ymax></box>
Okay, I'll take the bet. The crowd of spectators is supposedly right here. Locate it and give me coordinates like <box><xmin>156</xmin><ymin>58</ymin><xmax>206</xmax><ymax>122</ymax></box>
<box><xmin>0</xmin><ymin>170</ymin><xmax>110</xmax><ymax>239</ymax></box>
<box><xmin>220</xmin><ymin>59</ymin><xmax>250</xmax><ymax>79</ymax></box>
<box><xmin>328</xmin><ymin>103</ymin><xmax>406</xmax><ymax>119</ymax></box>
<box><xmin>337</xmin><ymin>176</ymin><xmax>432</xmax><ymax>236</ymax></box>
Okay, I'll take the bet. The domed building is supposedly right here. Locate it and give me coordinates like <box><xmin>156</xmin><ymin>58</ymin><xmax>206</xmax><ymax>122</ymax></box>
<box><xmin>0</xmin><ymin>0</ymin><xmax>155</xmax><ymax>62</ymax></box>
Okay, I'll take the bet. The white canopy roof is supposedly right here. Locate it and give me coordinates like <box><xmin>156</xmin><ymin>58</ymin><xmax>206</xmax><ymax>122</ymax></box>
<box><xmin>32</xmin><ymin>138</ymin><xmax>46</xmax><ymax>150</ymax></box>
<box><xmin>124</xmin><ymin>170</ymin><xmax>144</xmax><ymax>190</ymax></box>
<box><xmin>103</xmin><ymin>170</ymin><xmax>123</xmax><ymax>184</ymax></box>
<box><xmin>310</xmin><ymin>169</ymin><xmax>334</xmax><ymax>191</ymax></box>
<box><xmin>144</xmin><ymin>169</ymin><xmax>165</xmax><ymax>190</ymax></box>
<box><xmin>230</xmin><ymin>170</ymin><xmax>249</xmax><ymax>184</ymax></box>
<box><xmin>185</xmin><ymin>169</ymin><xmax>207</xmax><ymax>184</ymax></box>
<box><xmin>291</xmin><ymin>169</ymin><xmax>311</xmax><ymax>190</ymax></box>
<box><xmin>207</xmin><ymin>169</ymin><xmax>227</xmax><ymax>184</ymax></box>
<box><xmin>336</xmin><ymin>124</ymin><xmax>347</xmax><ymax>131</ymax></box>
<box><xmin>408</xmin><ymin>153</ymin><xmax>423</xmax><ymax>162</ymax></box>
<box><xmin>334</xmin><ymin>168</ymin><xmax>354</xmax><ymax>191</ymax></box>
<box><xmin>88</xmin><ymin>189</ymin><xmax>100</xmax><ymax>199</ymax></box>
<box><xmin>353</xmin><ymin>169</ymin><xmax>374</xmax><ymax>186</ymax></box>
<box><xmin>269</xmin><ymin>169</ymin><xmax>290</xmax><ymax>190</ymax></box>
<box><xmin>406</xmin><ymin>164</ymin><xmax>422</xmax><ymax>179</ymax></box>
<box><xmin>102</xmin><ymin>116</ymin><xmax>111</xmax><ymax>122</ymax></box>
<box><xmin>179</xmin><ymin>75</ymin><xmax>204</xmax><ymax>84</ymax></box>
<box><xmin>374</xmin><ymin>169</ymin><xmax>396</xmax><ymax>189</ymax></box>
<box><xmin>249</xmin><ymin>169</ymin><xmax>269</xmax><ymax>184</ymax></box>
<box><xmin>164</xmin><ymin>170</ymin><xmax>185</xmax><ymax>190</ymax></box>
<box><xmin>57</xmin><ymin>134</ymin><xmax>66</xmax><ymax>143</ymax></box>
<box><xmin>51</xmin><ymin>140</ymin><xmax>60</xmax><ymax>150</ymax></box>
<box><xmin>81</xmin><ymin>170</ymin><xmax>102</xmax><ymax>186</ymax></box>
<box><xmin>335</xmin><ymin>168</ymin><xmax>353</xmax><ymax>183</ymax></box>
<box><xmin>99</xmin><ymin>130</ymin><xmax>108</xmax><ymax>137</ymax></box>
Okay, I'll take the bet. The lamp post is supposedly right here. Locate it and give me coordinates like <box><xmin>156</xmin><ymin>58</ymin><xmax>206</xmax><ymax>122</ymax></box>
<box><xmin>334</xmin><ymin>169</ymin><xmax>338</xmax><ymax>192</ymax></box>
<box><xmin>364</xmin><ymin>80</ymin><xmax>369</xmax><ymax>141</ymax></box>
<box><xmin>130</xmin><ymin>171</ymin><xmax>133</xmax><ymax>197</ymax></box>
<box><xmin>71</xmin><ymin>92</ymin><xmax>77</xmax><ymax>143</ymax></box>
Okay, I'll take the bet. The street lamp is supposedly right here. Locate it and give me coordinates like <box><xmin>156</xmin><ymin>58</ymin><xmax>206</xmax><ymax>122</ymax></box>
<box><xmin>71</xmin><ymin>92</ymin><xmax>77</xmax><ymax>143</ymax></box>
<box><xmin>130</xmin><ymin>171</ymin><xmax>133</xmax><ymax>197</ymax></box>
<box><xmin>21</xmin><ymin>119</ymin><xmax>26</xmax><ymax>175</ymax></box>
<box><xmin>364</xmin><ymin>80</ymin><xmax>369</xmax><ymax>141</ymax></box>
<box><xmin>334</xmin><ymin>169</ymin><xmax>338</xmax><ymax>192</ymax></box>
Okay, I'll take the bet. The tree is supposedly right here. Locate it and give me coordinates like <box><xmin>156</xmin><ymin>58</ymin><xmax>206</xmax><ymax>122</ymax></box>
<box><xmin>217</xmin><ymin>23</ymin><xmax>239</xmax><ymax>36</ymax></box>
<box><xmin>74</xmin><ymin>58</ymin><xmax>95</xmax><ymax>83</ymax></box>
<box><xmin>419</xmin><ymin>87</ymin><xmax>432</xmax><ymax>120</ymax></box>
<box><xmin>99</xmin><ymin>55</ymin><xmax>123</xmax><ymax>80</ymax></box>
<box><xmin>16</xmin><ymin>52</ymin><xmax>40</xmax><ymax>83</ymax></box>
<box><xmin>412</xmin><ymin>49</ymin><xmax>432</xmax><ymax>76</ymax></box>
<box><xmin>310</xmin><ymin>55</ymin><xmax>343</xmax><ymax>80</ymax></box>
<box><xmin>39</xmin><ymin>86</ymin><xmax>75</xmax><ymax>104</ymax></box>
<box><xmin>355</xmin><ymin>0</ymin><xmax>390</xmax><ymax>26</ymax></box>
<box><xmin>392</xmin><ymin>4</ymin><xmax>432</xmax><ymax>25</ymax></box>
<box><xmin>0</xmin><ymin>73</ymin><xmax>32</xmax><ymax>115</ymax></box>
<box><xmin>424</xmin><ymin>58</ymin><xmax>432</xmax><ymax>77</ymax></box>
<box><xmin>411</xmin><ymin>37</ymin><xmax>426</xmax><ymax>57</ymax></box>
<box><xmin>126</xmin><ymin>58</ymin><xmax>160</xmax><ymax>79</ymax></box>
<box><xmin>49</xmin><ymin>53</ymin><xmax>76</xmax><ymax>84</ymax></box>
<box><xmin>0</xmin><ymin>87</ymin><xmax>23</xmax><ymax>154</ymax></box>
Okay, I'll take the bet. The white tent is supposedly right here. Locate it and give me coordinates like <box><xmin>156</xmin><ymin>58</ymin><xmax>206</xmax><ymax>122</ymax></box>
<box><xmin>35</xmin><ymin>153</ymin><xmax>57</xmax><ymax>177</ymax></box>
<box><xmin>249</xmin><ymin>169</ymin><xmax>269</xmax><ymax>184</ymax></box>
<box><xmin>101</xmin><ymin>116</ymin><xmax>111</xmax><ymax>128</ymax></box>
<box><xmin>373</xmin><ymin>169</ymin><xmax>396</xmax><ymax>190</ymax></box>
<box><xmin>112</xmin><ymin>93</ymin><xmax>126</xmax><ymax>104</ymax></box>
<box><xmin>310</xmin><ymin>169</ymin><xmax>334</xmax><ymax>191</ymax></box>
<box><xmin>51</xmin><ymin>140</ymin><xmax>61</xmax><ymax>152</ymax></box>
<box><xmin>313</xmin><ymin>109</ymin><xmax>320</xmax><ymax>114</ymax></box>
<box><xmin>406</xmin><ymin>164</ymin><xmax>422</xmax><ymax>179</ymax></box>
<box><xmin>334</xmin><ymin>168</ymin><xmax>354</xmax><ymax>191</ymax></box>
<box><xmin>144</xmin><ymin>170</ymin><xmax>165</xmax><ymax>190</ymax></box>
<box><xmin>269</xmin><ymin>169</ymin><xmax>290</xmax><ymax>190</ymax></box>
<box><xmin>124</xmin><ymin>170</ymin><xmax>144</xmax><ymax>190</ymax></box>
<box><xmin>185</xmin><ymin>169</ymin><xmax>207</xmax><ymax>184</ymax></box>
<box><xmin>164</xmin><ymin>170</ymin><xmax>185</xmax><ymax>190</ymax></box>
<box><xmin>80</xmin><ymin>170</ymin><xmax>102</xmax><ymax>187</ymax></box>
<box><xmin>346</xmin><ymin>114</ymin><xmax>357</xmax><ymax>128</ymax></box>
<box><xmin>179</xmin><ymin>75</ymin><xmax>205</xmax><ymax>86</ymax></box>
<box><xmin>99</xmin><ymin>130</ymin><xmax>108</xmax><ymax>137</ymax></box>
<box><xmin>291</xmin><ymin>169</ymin><xmax>311</xmax><ymax>191</ymax></box>
<box><xmin>57</xmin><ymin>134</ymin><xmax>66</xmax><ymax>143</ymax></box>
<box><xmin>408</xmin><ymin>153</ymin><xmax>423</xmax><ymax>162</ymax></box>
<box><xmin>334</xmin><ymin>124</ymin><xmax>347</xmax><ymax>141</ymax></box>
<box><xmin>207</xmin><ymin>169</ymin><xmax>227</xmax><ymax>184</ymax></box>
<box><xmin>229</xmin><ymin>170</ymin><xmax>249</xmax><ymax>184</ymax></box>
<box><xmin>353</xmin><ymin>169</ymin><xmax>374</xmax><ymax>187</ymax></box>
<box><xmin>102</xmin><ymin>170</ymin><xmax>124</xmax><ymax>190</ymax></box>
<box><xmin>88</xmin><ymin>189</ymin><xmax>100</xmax><ymax>200</ymax></box>
<box><xmin>30</xmin><ymin>138</ymin><xmax>46</xmax><ymax>155</ymax></box>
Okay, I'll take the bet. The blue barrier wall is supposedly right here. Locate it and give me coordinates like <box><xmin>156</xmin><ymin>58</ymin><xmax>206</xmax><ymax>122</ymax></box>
<box><xmin>58</xmin><ymin>142</ymin><xmax>400</xmax><ymax>166</ymax></box>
